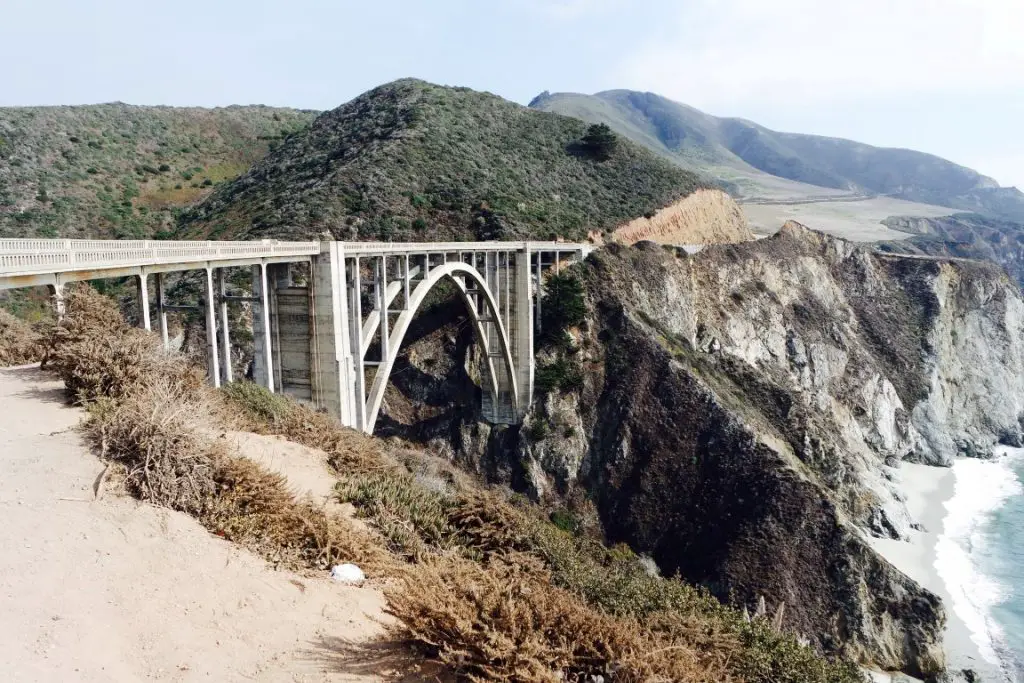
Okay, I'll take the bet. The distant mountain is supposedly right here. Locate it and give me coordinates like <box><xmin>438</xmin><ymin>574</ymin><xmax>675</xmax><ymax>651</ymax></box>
<box><xmin>0</xmin><ymin>104</ymin><xmax>316</xmax><ymax>239</ymax></box>
<box><xmin>180</xmin><ymin>79</ymin><xmax>706</xmax><ymax>242</ymax></box>
<box><xmin>530</xmin><ymin>90</ymin><xmax>1024</xmax><ymax>222</ymax></box>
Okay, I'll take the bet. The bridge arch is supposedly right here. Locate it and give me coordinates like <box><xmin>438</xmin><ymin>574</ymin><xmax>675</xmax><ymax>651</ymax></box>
<box><xmin>362</xmin><ymin>261</ymin><xmax>518</xmax><ymax>433</ymax></box>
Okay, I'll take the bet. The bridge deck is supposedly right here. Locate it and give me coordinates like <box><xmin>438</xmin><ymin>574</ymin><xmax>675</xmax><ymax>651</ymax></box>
<box><xmin>0</xmin><ymin>238</ymin><xmax>593</xmax><ymax>289</ymax></box>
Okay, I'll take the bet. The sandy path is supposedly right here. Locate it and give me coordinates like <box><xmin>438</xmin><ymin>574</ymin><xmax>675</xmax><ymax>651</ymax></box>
<box><xmin>0</xmin><ymin>365</ymin><xmax>399</xmax><ymax>683</ymax></box>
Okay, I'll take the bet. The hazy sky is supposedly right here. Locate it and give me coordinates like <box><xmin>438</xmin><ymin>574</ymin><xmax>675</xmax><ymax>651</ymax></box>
<box><xmin>4</xmin><ymin>0</ymin><xmax>1023</xmax><ymax>188</ymax></box>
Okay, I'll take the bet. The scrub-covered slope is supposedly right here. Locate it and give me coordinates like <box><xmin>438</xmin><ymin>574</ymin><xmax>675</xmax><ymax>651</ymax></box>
<box><xmin>180</xmin><ymin>79</ymin><xmax>708</xmax><ymax>242</ymax></box>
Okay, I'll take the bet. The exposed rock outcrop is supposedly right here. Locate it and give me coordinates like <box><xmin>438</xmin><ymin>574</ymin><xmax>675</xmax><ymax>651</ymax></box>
<box><xmin>611</xmin><ymin>188</ymin><xmax>754</xmax><ymax>245</ymax></box>
<box><xmin>379</xmin><ymin>223</ymin><xmax>1024</xmax><ymax>677</ymax></box>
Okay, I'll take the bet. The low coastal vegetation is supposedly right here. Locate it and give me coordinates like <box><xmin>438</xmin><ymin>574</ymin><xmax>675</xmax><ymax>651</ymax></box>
<box><xmin>39</xmin><ymin>286</ymin><xmax>864</xmax><ymax>682</ymax></box>
<box><xmin>180</xmin><ymin>79</ymin><xmax>705</xmax><ymax>243</ymax></box>
<box><xmin>0</xmin><ymin>104</ymin><xmax>315</xmax><ymax>239</ymax></box>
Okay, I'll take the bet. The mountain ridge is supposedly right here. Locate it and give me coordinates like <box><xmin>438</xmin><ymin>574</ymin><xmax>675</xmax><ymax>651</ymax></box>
<box><xmin>530</xmin><ymin>89</ymin><xmax>1024</xmax><ymax>222</ymax></box>
<box><xmin>179</xmin><ymin>79</ymin><xmax>711</xmax><ymax>242</ymax></box>
<box><xmin>0</xmin><ymin>103</ymin><xmax>316</xmax><ymax>240</ymax></box>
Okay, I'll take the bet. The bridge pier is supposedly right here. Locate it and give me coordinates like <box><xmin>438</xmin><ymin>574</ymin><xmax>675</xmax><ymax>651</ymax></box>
<box><xmin>50</xmin><ymin>283</ymin><xmax>66</xmax><ymax>321</ymax></box>
<box><xmin>217</xmin><ymin>269</ymin><xmax>232</xmax><ymax>384</ymax></box>
<box><xmin>203</xmin><ymin>268</ymin><xmax>221</xmax><ymax>388</ymax></box>
<box><xmin>252</xmin><ymin>264</ymin><xmax>275</xmax><ymax>393</ymax></box>
<box><xmin>136</xmin><ymin>274</ymin><xmax>151</xmax><ymax>332</ymax></box>
<box><xmin>155</xmin><ymin>273</ymin><xmax>169</xmax><ymax>348</ymax></box>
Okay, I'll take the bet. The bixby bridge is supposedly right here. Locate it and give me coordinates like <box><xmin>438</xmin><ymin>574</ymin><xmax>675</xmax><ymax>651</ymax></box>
<box><xmin>0</xmin><ymin>239</ymin><xmax>592</xmax><ymax>432</ymax></box>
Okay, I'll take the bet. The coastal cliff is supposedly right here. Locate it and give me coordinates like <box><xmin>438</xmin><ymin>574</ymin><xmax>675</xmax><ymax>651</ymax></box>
<box><xmin>378</xmin><ymin>223</ymin><xmax>1024</xmax><ymax>677</ymax></box>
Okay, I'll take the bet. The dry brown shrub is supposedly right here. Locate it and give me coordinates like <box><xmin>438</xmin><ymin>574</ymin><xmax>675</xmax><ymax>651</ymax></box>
<box><xmin>0</xmin><ymin>309</ymin><xmax>46</xmax><ymax>366</ymax></box>
<box><xmin>84</xmin><ymin>373</ymin><xmax>385</xmax><ymax>571</ymax></box>
<box><xmin>211</xmin><ymin>456</ymin><xmax>390</xmax><ymax>571</ymax></box>
<box><xmin>385</xmin><ymin>555</ymin><xmax>734</xmax><ymax>683</ymax></box>
<box><xmin>46</xmin><ymin>286</ymin><xmax>203</xmax><ymax>403</ymax></box>
<box><xmin>88</xmin><ymin>378</ymin><xmax>220</xmax><ymax>514</ymax></box>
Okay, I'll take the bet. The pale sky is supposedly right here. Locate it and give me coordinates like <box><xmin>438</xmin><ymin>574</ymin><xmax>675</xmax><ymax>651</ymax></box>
<box><xmin>4</xmin><ymin>0</ymin><xmax>1023</xmax><ymax>189</ymax></box>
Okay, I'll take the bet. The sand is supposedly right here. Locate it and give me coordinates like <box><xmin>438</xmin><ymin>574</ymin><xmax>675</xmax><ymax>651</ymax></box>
<box><xmin>866</xmin><ymin>462</ymin><xmax>1005</xmax><ymax>682</ymax></box>
<box><xmin>0</xmin><ymin>364</ymin><xmax>405</xmax><ymax>683</ymax></box>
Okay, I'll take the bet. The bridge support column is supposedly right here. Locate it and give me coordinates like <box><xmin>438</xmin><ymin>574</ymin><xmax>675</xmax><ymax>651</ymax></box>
<box><xmin>51</xmin><ymin>283</ymin><xmax>66</xmax><ymax>321</ymax></box>
<box><xmin>136</xmin><ymin>273</ymin><xmax>151</xmax><ymax>331</ymax></box>
<box><xmin>350</xmin><ymin>257</ymin><xmax>366</xmax><ymax>431</ymax></box>
<box><xmin>309</xmin><ymin>242</ymin><xmax>356</xmax><ymax>426</ymax></box>
<box><xmin>251</xmin><ymin>263</ymin><xmax>274</xmax><ymax>393</ymax></box>
<box><xmin>203</xmin><ymin>267</ymin><xmax>221</xmax><ymax>388</ymax></box>
<box><xmin>217</xmin><ymin>269</ymin><xmax>232</xmax><ymax>384</ymax></box>
<box><xmin>377</xmin><ymin>257</ymin><xmax>389</xmax><ymax>361</ymax></box>
<box><xmin>515</xmin><ymin>246</ymin><xmax>535</xmax><ymax>419</ymax></box>
<box><xmin>534</xmin><ymin>252</ymin><xmax>543</xmax><ymax>336</ymax></box>
<box><xmin>155</xmin><ymin>273</ymin><xmax>169</xmax><ymax>349</ymax></box>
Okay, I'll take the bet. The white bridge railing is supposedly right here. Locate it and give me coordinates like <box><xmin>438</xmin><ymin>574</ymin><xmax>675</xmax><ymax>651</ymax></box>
<box><xmin>0</xmin><ymin>239</ymin><xmax>321</xmax><ymax>275</ymax></box>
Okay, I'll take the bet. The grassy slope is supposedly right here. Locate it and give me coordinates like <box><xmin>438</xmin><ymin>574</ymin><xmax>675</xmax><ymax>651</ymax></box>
<box><xmin>0</xmin><ymin>104</ymin><xmax>316</xmax><ymax>239</ymax></box>
<box><xmin>531</xmin><ymin>90</ymin><xmax>1024</xmax><ymax>221</ymax></box>
<box><xmin>179</xmin><ymin>79</ymin><xmax>706</xmax><ymax>242</ymax></box>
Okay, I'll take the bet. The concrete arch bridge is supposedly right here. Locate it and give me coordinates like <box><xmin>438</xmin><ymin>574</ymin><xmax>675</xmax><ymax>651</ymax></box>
<box><xmin>0</xmin><ymin>239</ymin><xmax>592</xmax><ymax>433</ymax></box>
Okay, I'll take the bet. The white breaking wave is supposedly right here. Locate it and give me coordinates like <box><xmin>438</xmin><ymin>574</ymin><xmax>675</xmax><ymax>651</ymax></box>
<box><xmin>936</xmin><ymin>448</ymin><xmax>1024</xmax><ymax>667</ymax></box>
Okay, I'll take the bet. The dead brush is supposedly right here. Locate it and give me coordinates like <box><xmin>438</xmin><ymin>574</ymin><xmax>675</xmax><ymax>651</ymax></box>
<box><xmin>87</xmin><ymin>378</ymin><xmax>220</xmax><ymax>514</ymax></box>
<box><xmin>46</xmin><ymin>286</ymin><xmax>203</xmax><ymax>403</ymax></box>
<box><xmin>0</xmin><ymin>309</ymin><xmax>46</xmax><ymax>366</ymax></box>
<box><xmin>85</xmin><ymin>376</ymin><xmax>387</xmax><ymax>571</ymax></box>
<box><xmin>385</xmin><ymin>555</ymin><xmax>735</xmax><ymax>683</ymax></box>
<box><xmin>211</xmin><ymin>457</ymin><xmax>391</xmax><ymax>571</ymax></box>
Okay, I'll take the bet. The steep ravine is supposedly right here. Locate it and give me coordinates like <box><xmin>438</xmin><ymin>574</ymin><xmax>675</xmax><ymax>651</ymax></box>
<box><xmin>377</xmin><ymin>223</ymin><xmax>1024</xmax><ymax>678</ymax></box>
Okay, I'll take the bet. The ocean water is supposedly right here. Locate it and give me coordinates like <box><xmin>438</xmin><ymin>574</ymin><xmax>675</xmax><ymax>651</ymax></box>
<box><xmin>937</xmin><ymin>449</ymin><xmax>1024</xmax><ymax>682</ymax></box>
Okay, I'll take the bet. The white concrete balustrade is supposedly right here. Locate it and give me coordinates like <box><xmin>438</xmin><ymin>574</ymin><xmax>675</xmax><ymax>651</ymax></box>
<box><xmin>0</xmin><ymin>238</ymin><xmax>592</xmax><ymax>433</ymax></box>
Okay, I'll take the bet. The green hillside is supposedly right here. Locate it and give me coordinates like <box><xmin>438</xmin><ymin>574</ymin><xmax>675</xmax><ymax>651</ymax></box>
<box><xmin>180</xmin><ymin>79</ymin><xmax>705</xmax><ymax>242</ymax></box>
<box><xmin>0</xmin><ymin>104</ymin><xmax>316</xmax><ymax>239</ymax></box>
<box><xmin>531</xmin><ymin>89</ymin><xmax>1024</xmax><ymax>221</ymax></box>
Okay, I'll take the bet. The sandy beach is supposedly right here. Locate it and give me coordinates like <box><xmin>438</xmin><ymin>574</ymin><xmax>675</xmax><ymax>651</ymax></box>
<box><xmin>867</xmin><ymin>462</ymin><xmax>1007</xmax><ymax>682</ymax></box>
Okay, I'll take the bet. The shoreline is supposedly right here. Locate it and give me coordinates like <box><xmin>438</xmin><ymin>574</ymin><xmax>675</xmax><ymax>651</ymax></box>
<box><xmin>867</xmin><ymin>460</ymin><xmax>1005</xmax><ymax>682</ymax></box>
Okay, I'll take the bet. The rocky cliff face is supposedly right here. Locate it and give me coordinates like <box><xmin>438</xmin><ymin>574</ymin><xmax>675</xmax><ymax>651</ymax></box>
<box><xmin>378</xmin><ymin>223</ymin><xmax>1024</xmax><ymax>677</ymax></box>
<box><xmin>881</xmin><ymin>213</ymin><xmax>1024</xmax><ymax>292</ymax></box>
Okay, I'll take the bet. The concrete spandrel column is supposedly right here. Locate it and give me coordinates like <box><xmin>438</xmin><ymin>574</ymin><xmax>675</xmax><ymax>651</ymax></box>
<box><xmin>535</xmin><ymin>251</ymin><xmax>543</xmax><ymax>336</ymax></box>
<box><xmin>515</xmin><ymin>247</ymin><xmax>535</xmax><ymax>418</ymax></box>
<box><xmin>217</xmin><ymin>269</ymin><xmax>232</xmax><ymax>384</ymax></box>
<box><xmin>155</xmin><ymin>273</ymin><xmax>169</xmax><ymax>349</ymax></box>
<box><xmin>251</xmin><ymin>263</ymin><xmax>274</xmax><ymax>393</ymax></box>
<box><xmin>350</xmin><ymin>256</ymin><xmax>366</xmax><ymax>431</ymax></box>
<box><xmin>51</xmin><ymin>283</ymin><xmax>66</xmax><ymax>321</ymax></box>
<box><xmin>402</xmin><ymin>254</ymin><xmax>410</xmax><ymax>310</ymax></box>
<box><xmin>137</xmin><ymin>272</ymin><xmax>151</xmax><ymax>331</ymax></box>
<box><xmin>378</xmin><ymin>257</ymin><xmax>389</xmax><ymax>361</ymax></box>
<box><xmin>504</xmin><ymin>252</ymin><xmax>510</xmax><ymax>334</ymax></box>
<box><xmin>204</xmin><ymin>267</ymin><xmax>221</xmax><ymax>388</ymax></box>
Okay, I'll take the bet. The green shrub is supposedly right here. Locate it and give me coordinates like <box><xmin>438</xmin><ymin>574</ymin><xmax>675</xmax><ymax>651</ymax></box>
<box><xmin>540</xmin><ymin>272</ymin><xmax>585</xmax><ymax>347</ymax></box>
<box><xmin>549</xmin><ymin>508</ymin><xmax>579</xmax><ymax>534</ymax></box>
<box><xmin>580</xmin><ymin>123</ymin><xmax>617</xmax><ymax>161</ymax></box>
<box><xmin>220</xmin><ymin>381</ymin><xmax>290</xmax><ymax>424</ymax></box>
<box><xmin>524</xmin><ymin>419</ymin><xmax>550</xmax><ymax>442</ymax></box>
<box><xmin>534</xmin><ymin>357</ymin><xmax>583</xmax><ymax>394</ymax></box>
<box><xmin>158</xmin><ymin>163</ymin><xmax>171</xmax><ymax>172</ymax></box>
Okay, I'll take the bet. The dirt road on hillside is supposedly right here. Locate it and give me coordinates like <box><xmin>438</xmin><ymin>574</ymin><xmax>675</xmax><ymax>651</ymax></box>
<box><xmin>0</xmin><ymin>365</ymin><xmax>399</xmax><ymax>683</ymax></box>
